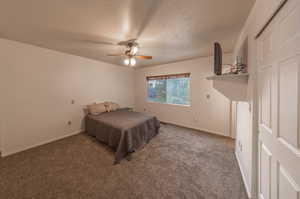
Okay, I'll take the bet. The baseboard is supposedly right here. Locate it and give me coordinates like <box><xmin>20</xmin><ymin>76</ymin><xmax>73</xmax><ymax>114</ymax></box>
<box><xmin>235</xmin><ymin>151</ymin><xmax>252</xmax><ymax>198</ymax></box>
<box><xmin>160</xmin><ymin>120</ymin><xmax>233</xmax><ymax>139</ymax></box>
<box><xmin>1</xmin><ymin>129</ymin><xmax>82</xmax><ymax>157</ymax></box>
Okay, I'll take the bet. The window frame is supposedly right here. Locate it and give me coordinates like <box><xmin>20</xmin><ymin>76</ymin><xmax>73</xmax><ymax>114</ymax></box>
<box><xmin>146</xmin><ymin>73</ymin><xmax>191</xmax><ymax>107</ymax></box>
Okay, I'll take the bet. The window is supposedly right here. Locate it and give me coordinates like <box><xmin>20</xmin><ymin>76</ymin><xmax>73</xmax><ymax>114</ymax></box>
<box><xmin>147</xmin><ymin>73</ymin><xmax>191</xmax><ymax>106</ymax></box>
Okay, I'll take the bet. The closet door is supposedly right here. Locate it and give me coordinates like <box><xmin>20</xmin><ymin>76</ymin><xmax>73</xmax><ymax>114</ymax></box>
<box><xmin>257</xmin><ymin>0</ymin><xmax>300</xmax><ymax>199</ymax></box>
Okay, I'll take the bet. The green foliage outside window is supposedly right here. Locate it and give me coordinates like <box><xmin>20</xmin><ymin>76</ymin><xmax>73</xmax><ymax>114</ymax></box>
<box><xmin>147</xmin><ymin>77</ymin><xmax>190</xmax><ymax>105</ymax></box>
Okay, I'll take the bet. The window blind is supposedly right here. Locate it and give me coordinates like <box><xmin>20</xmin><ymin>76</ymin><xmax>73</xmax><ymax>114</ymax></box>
<box><xmin>146</xmin><ymin>73</ymin><xmax>190</xmax><ymax>80</ymax></box>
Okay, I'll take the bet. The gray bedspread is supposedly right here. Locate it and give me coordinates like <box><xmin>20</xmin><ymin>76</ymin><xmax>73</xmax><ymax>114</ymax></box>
<box><xmin>85</xmin><ymin>109</ymin><xmax>160</xmax><ymax>163</ymax></box>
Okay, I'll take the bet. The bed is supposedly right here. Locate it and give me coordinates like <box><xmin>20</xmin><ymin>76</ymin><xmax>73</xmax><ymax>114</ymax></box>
<box><xmin>85</xmin><ymin>108</ymin><xmax>160</xmax><ymax>163</ymax></box>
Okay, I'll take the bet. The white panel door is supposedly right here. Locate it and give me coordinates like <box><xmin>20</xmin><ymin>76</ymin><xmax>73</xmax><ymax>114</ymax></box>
<box><xmin>257</xmin><ymin>0</ymin><xmax>300</xmax><ymax>199</ymax></box>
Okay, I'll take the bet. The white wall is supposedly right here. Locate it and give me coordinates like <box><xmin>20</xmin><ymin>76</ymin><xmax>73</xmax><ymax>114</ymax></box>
<box><xmin>134</xmin><ymin>55</ymin><xmax>232</xmax><ymax>137</ymax></box>
<box><xmin>0</xmin><ymin>38</ymin><xmax>135</xmax><ymax>156</ymax></box>
<box><xmin>233</xmin><ymin>1</ymin><xmax>261</xmax><ymax>198</ymax></box>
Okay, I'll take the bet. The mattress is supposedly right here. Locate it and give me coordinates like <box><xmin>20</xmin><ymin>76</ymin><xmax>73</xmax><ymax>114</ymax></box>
<box><xmin>85</xmin><ymin>108</ymin><xmax>160</xmax><ymax>163</ymax></box>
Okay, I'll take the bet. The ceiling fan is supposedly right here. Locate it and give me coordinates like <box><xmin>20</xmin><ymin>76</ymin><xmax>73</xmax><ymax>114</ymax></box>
<box><xmin>107</xmin><ymin>39</ymin><xmax>152</xmax><ymax>66</ymax></box>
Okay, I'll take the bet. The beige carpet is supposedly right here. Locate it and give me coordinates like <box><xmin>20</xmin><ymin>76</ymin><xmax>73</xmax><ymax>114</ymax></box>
<box><xmin>0</xmin><ymin>124</ymin><xmax>248</xmax><ymax>199</ymax></box>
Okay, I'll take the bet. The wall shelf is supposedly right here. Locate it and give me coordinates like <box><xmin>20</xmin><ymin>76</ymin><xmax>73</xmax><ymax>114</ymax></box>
<box><xmin>208</xmin><ymin>37</ymin><xmax>249</xmax><ymax>101</ymax></box>
<box><xmin>206</xmin><ymin>73</ymin><xmax>249</xmax><ymax>81</ymax></box>
<box><xmin>206</xmin><ymin>73</ymin><xmax>249</xmax><ymax>101</ymax></box>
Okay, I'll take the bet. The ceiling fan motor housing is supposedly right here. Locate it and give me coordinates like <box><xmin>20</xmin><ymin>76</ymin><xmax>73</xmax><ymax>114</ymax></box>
<box><xmin>126</xmin><ymin>42</ymin><xmax>139</xmax><ymax>56</ymax></box>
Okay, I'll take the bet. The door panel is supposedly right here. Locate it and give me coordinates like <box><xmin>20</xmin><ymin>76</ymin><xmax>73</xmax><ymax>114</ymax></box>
<box><xmin>278</xmin><ymin>164</ymin><xmax>300</xmax><ymax>199</ymax></box>
<box><xmin>278</xmin><ymin>58</ymin><xmax>299</xmax><ymax>148</ymax></box>
<box><xmin>259</xmin><ymin>142</ymin><xmax>272</xmax><ymax>199</ymax></box>
<box><xmin>257</xmin><ymin>0</ymin><xmax>300</xmax><ymax>199</ymax></box>
<box><xmin>260</xmin><ymin>66</ymin><xmax>272</xmax><ymax>131</ymax></box>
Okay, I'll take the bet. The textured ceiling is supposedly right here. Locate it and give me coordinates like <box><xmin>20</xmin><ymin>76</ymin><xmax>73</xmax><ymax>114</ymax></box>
<box><xmin>0</xmin><ymin>0</ymin><xmax>254</xmax><ymax>67</ymax></box>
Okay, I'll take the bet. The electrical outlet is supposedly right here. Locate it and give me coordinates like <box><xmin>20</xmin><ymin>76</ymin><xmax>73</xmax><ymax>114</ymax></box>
<box><xmin>192</xmin><ymin>115</ymin><xmax>198</xmax><ymax>122</ymax></box>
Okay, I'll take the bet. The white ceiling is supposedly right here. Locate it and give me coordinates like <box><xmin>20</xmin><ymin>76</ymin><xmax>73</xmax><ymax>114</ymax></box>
<box><xmin>0</xmin><ymin>0</ymin><xmax>255</xmax><ymax>67</ymax></box>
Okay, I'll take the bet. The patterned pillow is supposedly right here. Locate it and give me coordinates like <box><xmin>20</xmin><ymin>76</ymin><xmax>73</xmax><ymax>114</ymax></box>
<box><xmin>87</xmin><ymin>103</ymin><xmax>106</xmax><ymax>115</ymax></box>
<box><xmin>104</xmin><ymin>101</ymin><xmax>120</xmax><ymax>112</ymax></box>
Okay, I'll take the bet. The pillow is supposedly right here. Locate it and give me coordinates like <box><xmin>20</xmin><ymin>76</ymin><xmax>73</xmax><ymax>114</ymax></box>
<box><xmin>104</xmin><ymin>101</ymin><xmax>120</xmax><ymax>112</ymax></box>
<box><xmin>111</xmin><ymin>102</ymin><xmax>120</xmax><ymax>111</ymax></box>
<box><xmin>104</xmin><ymin>102</ymin><xmax>112</xmax><ymax>112</ymax></box>
<box><xmin>87</xmin><ymin>103</ymin><xmax>106</xmax><ymax>115</ymax></box>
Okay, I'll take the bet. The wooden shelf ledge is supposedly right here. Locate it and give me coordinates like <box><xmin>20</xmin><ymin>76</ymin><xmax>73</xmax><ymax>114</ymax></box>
<box><xmin>206</xmin><ymin>73</ymin><xmax>249</xmax><ymax>81</ymax></box>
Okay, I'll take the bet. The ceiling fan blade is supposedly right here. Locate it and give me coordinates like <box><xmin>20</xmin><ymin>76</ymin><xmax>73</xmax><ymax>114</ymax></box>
<box><xmin>135</xmin><ymin>55</ymin><xmax>152</xmax><ymax>59</ymax></box>
<box><xmin>107</xmin><ymin>54</ymin><xmax>124</xmax><ymax>57</ymax></box>
<box><xmin>82</xmin><ymin>40</ymin><xmax>116</xmax><ymax>46</ymax></box>
<box><xmin>118</xmin><ymin>39</ymin><xmax>137</xmax><ymax>46</ymax></box>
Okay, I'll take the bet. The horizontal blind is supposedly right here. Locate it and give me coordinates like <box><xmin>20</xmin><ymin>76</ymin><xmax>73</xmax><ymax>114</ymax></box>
<box><xmin>146</xmin><ymin>73</ymin><xmax>190</xmax><ymax>80</ymax></box>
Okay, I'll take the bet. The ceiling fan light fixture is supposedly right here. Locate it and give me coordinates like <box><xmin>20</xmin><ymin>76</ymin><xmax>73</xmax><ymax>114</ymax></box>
<box><xmin>108</xmin><ymin>40</ymin><xmax>151</xmax><ymax>66</ymax></box>
<box><xmin>130</xmin><ymin>58</ymin><xmax>136</xmax><ymax>66</ymax></box>
<box><xmin>124</xmin><ymin>58</ymin><xmax>130</xmax><ymax>65</ymax></box>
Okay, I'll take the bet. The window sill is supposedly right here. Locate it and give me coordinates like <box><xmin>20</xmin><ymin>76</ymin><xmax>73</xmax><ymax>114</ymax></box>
<box><xmin>146</xmin><ymin>101</ymin><xmax>191</xmax><ymax>107</ymax></box>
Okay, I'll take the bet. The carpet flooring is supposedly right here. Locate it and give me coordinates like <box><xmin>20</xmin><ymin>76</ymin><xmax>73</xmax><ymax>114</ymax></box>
<box><xmin>0</xmin><ymin>124</ymin><xmax>248</xmax><ymax>199</ymax></box>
